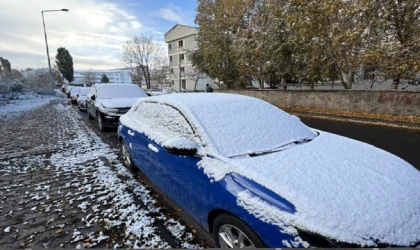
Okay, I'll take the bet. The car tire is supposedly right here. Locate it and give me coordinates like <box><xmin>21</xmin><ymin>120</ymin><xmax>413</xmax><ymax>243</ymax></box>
<box><xmin>97</xmin><ymin>113</ymin><xmax>106</xmax><ymax>132</ymax></box>
<box><xmin>88</xmin><ymin>110</ymin><xmax>94</xmax><ymax>120</ymax></box>
<box><xmin>213</xmin><ymin>213</ymin><xmax>266</xmax><ymax>248</ymax></box>
<box><xmin>120</xmin><ymin>140</ymin><xmax>136</xmax><ymax>172</ymax></box>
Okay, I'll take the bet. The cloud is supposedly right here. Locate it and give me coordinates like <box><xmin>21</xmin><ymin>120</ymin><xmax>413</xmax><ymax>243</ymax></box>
<box><xmin>0</xmin><ymin>0</ymin><xmax>151</xmax><ymax>70</ymax></box>
<box><xmin>152</xmin><ymin>4</ymin><xmax>187</xmax><ymax>24</ymax></box>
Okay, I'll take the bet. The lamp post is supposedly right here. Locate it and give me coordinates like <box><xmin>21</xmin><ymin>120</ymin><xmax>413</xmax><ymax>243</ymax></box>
<box><xmin>42</xmin><ymin>9</ymin><xmax>68</xmax><ymax>92</ymax></box>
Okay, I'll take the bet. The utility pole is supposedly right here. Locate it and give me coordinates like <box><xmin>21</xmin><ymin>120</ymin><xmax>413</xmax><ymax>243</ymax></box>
<box><xmin>41</xmin><ymin>9</ymin><xmax>68</xmax><ymax>91</ymax></box>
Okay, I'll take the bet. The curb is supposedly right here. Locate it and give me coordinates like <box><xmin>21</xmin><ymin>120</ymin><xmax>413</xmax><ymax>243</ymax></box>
<box><xmin>290</xmin><ymin>111</ymin><xmax>420</xmax><ymax>130</ymax></box>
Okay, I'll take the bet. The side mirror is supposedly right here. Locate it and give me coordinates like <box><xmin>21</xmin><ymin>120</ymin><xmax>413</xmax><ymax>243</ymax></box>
<box><xmin>91</xmin><ymin>95</ymin><xmax>96</xmax><ymax>101</ymax></box>
<box><xmin>163</xmin><ymin>138</ymin><xmax>198</xmax><ymax>156</ymax></box>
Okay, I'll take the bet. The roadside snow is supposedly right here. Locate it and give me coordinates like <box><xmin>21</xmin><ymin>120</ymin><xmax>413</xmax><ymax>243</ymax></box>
<box><xmin>0</xmin><ymin>102</ymin><xmax>201</xmax><ymax>248</ymax></box>
<box><xmin>0</xmin><ymin>92</ymin><xmax>57</xmax><ymax>119</ymax></box>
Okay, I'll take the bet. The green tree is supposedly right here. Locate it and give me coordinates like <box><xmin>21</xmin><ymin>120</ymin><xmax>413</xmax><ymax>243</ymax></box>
<box><xmin>101</xmin><ymin>74</ymin><xmax>110</xmax><ymax>83</ymax></box>
<box><xmin>362</xmin><ymin>0</ymin><xmax>420</xmax><ymax>89</ymax></box>
<box><xmin>55</xmin><ymin>47</ymin><xmax>74</xmax><ymax>83</ymax></box>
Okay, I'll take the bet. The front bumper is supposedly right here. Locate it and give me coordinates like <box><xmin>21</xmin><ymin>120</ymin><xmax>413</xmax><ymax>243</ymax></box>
<box><xmin>102</xmin><ymin>115</ymin><xmax>120</xmax><ymax>127</ymax></box>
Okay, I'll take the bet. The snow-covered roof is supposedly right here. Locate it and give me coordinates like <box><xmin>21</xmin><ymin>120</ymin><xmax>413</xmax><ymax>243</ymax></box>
<box><xmin>135</xmin><ymin>93</ymin><xmax>316</xmax><ymax>157</ymax></box>
<box><xmin>96</xmin><ymin>84</ymin><xmax>148</xmax><ymax>99</ymax></box>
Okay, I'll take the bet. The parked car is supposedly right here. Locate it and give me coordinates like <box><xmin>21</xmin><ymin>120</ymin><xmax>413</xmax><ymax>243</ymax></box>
<box><xmin>66</xmin><ymin>86</ymin><xmax>74</xmax><ymax>98</ymax></box>
<box><xmin>86</xmin><ymin>83</ymin><xmax>148</xmax><ymax>131</ymax></box>
<box><xmin>76</xmin><ymin>87</ymin><xmax>91</xmax><ymax>110</ymax></box>
<box><xmin>118</xmin><ymin>93</ymin><xmax>420</xmax><ymax>248</ymax></box>
<box><xmin>62</xmin><ymin>84</ymin><xmax>68</xmax><ymax>93</ymax></box>
<box><xmin>69</xmin><ymin>87</ymin><xmax>82</xmax><ymax>104</ymax></box>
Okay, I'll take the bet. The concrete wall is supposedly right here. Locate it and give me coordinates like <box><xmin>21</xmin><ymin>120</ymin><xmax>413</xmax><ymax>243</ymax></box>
<box><xmin>220</xmin><ymin>90</ymin><xmax>420</xmax><ymax>116</ymax></box>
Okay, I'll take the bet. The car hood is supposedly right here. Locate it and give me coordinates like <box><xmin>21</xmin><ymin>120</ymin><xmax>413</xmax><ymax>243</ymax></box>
<box><xmin>96</xmin><ymin>97</ymin><xmax>140</xmax><ymax>109</ymax></box>
<box><xmin>229</xmin><ymin>131</ymin><xmax>420</xmax><ymax>246</ymax></box>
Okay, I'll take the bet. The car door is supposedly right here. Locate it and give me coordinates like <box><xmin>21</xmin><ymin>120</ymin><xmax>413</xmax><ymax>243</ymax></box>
<box><xmin>129</xmin><ymin>102</ymin><xmax>207</xmax><ymax>219</ymax></box>
<box><xmin>87</xmin><ymin>86</ymin><xmax>97</xmax><ymax>118</ymax></box>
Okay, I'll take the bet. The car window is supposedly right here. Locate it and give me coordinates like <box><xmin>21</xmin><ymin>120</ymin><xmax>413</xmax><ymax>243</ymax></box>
<box><xmin>133</xmin><ymin>102</ymin><xmax>198</xmax><ymax>144</ymax></box>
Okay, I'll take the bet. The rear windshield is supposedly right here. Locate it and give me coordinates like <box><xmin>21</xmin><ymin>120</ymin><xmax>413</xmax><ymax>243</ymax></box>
<box><xmin>78</xmin><ymin>88</ymin><xmax>91</xmax><ymax>96</ymax></box>
<box><xmin>97</xmin><ymin>85</ymin><xmax>148</xmax><ymax>99</ymax></box>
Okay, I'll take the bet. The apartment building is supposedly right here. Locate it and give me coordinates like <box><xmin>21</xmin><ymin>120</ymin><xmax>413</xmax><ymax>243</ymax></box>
<box><xmin>71</xmin><ymin>69</ymin><xmax>132</xmax><ymax>86</ymax></box>
<box><xmin>164</xmin><ymin>24</ymin><xmax>213</xmax><ymax>91</ymax></box>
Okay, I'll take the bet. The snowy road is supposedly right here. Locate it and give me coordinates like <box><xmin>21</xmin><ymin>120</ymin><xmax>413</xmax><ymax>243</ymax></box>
<box><xmin>0</xmin><ymin>97</ymin><xmax>205</xmax><ymax>248</ymax></box>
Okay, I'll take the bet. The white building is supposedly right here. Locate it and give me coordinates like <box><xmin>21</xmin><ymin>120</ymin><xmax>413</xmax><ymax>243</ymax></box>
<box><xmin>69</xmin><ymin>69</ymin><xmax>132</xmax><ymax>86</ymax></box>
<box><xmin>164</xmin><ymin>24</ymin><xmax>213</xmax><ymax>91</ymax></box>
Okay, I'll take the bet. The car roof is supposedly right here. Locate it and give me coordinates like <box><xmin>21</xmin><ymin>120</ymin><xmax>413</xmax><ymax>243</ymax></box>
<box><xmin>143</xmin><ymin>93</ymin><xmax>258</xmax><ymax>108</ymax></box>
<box><xmin>95</xmin><ymin>83</ymin><xmax>135</xmax><ymax>88</ymax></box>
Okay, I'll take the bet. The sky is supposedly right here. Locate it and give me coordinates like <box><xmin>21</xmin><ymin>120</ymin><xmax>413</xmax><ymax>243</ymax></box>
<box><xmin>0</xmin><ymin>0</ymin><xmax>197</xmax><ymax>70</ymax></box>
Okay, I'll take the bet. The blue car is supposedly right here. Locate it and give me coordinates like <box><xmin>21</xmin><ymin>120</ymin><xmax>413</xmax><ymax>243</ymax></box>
<box><xmin>117</xmin><ymin>93</ymin><xmax>420</xmax><ymax>248</ymax></box>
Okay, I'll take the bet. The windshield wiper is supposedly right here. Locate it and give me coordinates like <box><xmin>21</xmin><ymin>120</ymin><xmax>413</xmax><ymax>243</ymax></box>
<box><xmin>248</xmin><ymin>138</ymin><xmax>314</xmax><ymax>157</ymax></box>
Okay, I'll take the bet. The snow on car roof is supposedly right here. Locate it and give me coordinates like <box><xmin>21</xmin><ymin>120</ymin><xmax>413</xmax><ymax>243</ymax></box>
<box><xmin>78</xmin><ymin>87</ymin><xmax>91</xmax><ymax>95</ymax></box>
<box><xmin>134</xmin><ymin>93</ymin><xmax>316</xmax><ymax>157</ymax></box>
<box><xmin>96</xmin><ymin>84</ymin><xmax>148</xmax><ymax>99</ymax></box>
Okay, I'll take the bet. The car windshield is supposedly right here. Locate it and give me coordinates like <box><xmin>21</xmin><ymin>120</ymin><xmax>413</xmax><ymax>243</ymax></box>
<box><xmin>78</xmin><ymin>88</ymin><xmax>91</xmax><ymax>96</ymax></box>
<box><xmin>188</xmin><ymin>96</ymin><xmax>317</xmax><ymax>158</ymax></box>
<box><xmin>70</xmin><ymin>87</ymin><xmax>81</xmax><ymax>95</ymax></box>
<box><xmin>97</xmin><ymin>84</ymin><xmax>148</xmax><ymax>99</ymax></box>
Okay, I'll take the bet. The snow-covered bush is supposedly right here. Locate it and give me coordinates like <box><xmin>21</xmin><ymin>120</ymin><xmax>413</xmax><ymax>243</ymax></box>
<box><xmin>0</xmin><ymin>83</ymin><xmax>9</xmax><ymax>94</ymax></box>
<box><xmin>10</xmin><ymin>83</ymin><xmax>24</xmax><ymax>92</ymax></box>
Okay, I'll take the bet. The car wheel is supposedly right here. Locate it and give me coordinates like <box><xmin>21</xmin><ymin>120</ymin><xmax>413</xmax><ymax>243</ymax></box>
<box><xmin>97</xmin><ymin>113</ymin><xmax>106</xmax><ymax>132</ymax></box>
<box><xmin>213</xmin><ymin>214</ymin><xmax>265</xmax><ymax>248</ymax></box>
<box><xmin>88</xmin><ymin>110</ymin><xmax>94</xmax><ymax>120</ymax></box>
<box><xmin>121</xmin><ymin>141</ymin><xmax>136</xmax><ymax>172</ymax></box>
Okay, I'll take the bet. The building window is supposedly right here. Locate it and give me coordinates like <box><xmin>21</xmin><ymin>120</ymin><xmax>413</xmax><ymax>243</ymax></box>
<box><xmin>180</xmin><ymin>67</ymin><xmax>185</xmax><ymax>73</ymax></box>
<box><xmin>181</xmin><ymin>79</ymin><xmax>186</xmax><ymax>89</ymax></box>
<box><xmin>180</xmin><ymin>54</ymin><xmax>184</xmax><ymax>60</ymax></box>
<box><xmin>178</xmin><ymin>40</ymin><xmax>183</xmax><ymax>48</ymax></box>
<box><xmin>168</xmin><ymin>43</ymin><xmax>172</xmax><ymax>50</ymax></box>
<box><xmin>170</xmin><ymin>68</ymin><xmax>174</xmax><ymax>74</ymax></box>
<box><xmin>170</xmin><ymin>56</ymin><xmax>172</xmax><ymax>62</ymax></box>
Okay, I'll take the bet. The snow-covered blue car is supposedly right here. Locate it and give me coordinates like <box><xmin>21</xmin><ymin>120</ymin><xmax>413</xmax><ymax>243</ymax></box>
<box><xmin>117</xmin><ymin>93</ymin><xmax>420</xmax><ymax>248</ymax></box>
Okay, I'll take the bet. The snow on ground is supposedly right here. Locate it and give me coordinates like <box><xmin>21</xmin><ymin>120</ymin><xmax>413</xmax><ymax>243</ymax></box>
<box><xmin>0</xmin><ymin>101</ymin><xmax>201</xmax><ymax>248</ymax></box>
<box><xmin>0</xmin><ymin>91</ymin><xmax>57</xmax><ymax>119</ymax></box>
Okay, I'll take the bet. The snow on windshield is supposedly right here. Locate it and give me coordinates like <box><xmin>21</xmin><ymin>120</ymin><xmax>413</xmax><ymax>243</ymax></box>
<box><xmin>97</xmin><ymin>84</ymin><xmax>148</xmax><ymax>99</ymax></box>
<box><xmin>78</xmin><ymin>87</ymin><xmax>91</xmax><ymax>96</ymax></box>
<box><xmin>70</xmin><ymin>87</ymin><xmax>81</xmax><ymax>95</ymax></box>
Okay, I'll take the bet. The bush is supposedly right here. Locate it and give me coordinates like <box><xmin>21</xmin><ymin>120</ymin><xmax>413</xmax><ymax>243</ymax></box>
<box><xmin>0</xmin><ymin>83</ymin><xmax>9</xmax><ymax>94</ymax></box>
<box><xmin>10</xmin><ymin>83</ymin><xmax>24</xmax><ymax>92</ymax></box>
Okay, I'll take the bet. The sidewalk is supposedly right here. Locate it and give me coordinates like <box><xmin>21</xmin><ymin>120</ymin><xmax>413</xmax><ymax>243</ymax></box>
<box><xmin>0</xmin><ymin>97</ymin><xmax>201</xmax><ymax>248</ymax></box>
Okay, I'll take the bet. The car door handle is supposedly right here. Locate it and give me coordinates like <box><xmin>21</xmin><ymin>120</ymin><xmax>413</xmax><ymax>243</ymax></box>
<box><xmin>148</xmin><ymin>144</ymin><xmax>159</xmax><ymax>153</ymax></box>
<box><xmin>128</xmin><ymin>130</ymin><xmax>135</xmax><ymax>136</ymax></box>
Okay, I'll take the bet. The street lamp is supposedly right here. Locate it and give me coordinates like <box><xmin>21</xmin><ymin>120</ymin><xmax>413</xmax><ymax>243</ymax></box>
<box><xmin>41</xmin><ymin>9</ymin><xmax>69</xmax><ymax>92</ymax></box>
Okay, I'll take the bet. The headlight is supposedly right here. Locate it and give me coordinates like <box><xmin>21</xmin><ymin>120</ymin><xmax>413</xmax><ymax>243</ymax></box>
<box><xmin>99</xmin><ymin>106</ymin><xmax>119</xmax><ymax>114</ymax></box>
<box><xmin>297</xmin><ymin>228</ymin><xmax>364</xmax><ymax>247</ymax></box>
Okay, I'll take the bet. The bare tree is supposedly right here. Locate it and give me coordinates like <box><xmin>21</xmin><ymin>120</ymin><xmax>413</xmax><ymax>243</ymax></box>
<box><xmin>21</xmin><ymin>68</ymin><xmax>50</xmax><ymax>88</ymax></box>
<box><xmin>151</xmin><ymin>56</ymin><xmax>169</xmax><ymax>90</ymax></box>
<box><xmin>120</xmin><ymin>34</ymin><xmax>161</xmax><ymax>90</ymax></box>
<box><xmin>83</xmin><ymin>70</ymin><xmax>96</xmax><ymax>86</ymax></box>
<box><xmin>185</xmin><ymin>67</ymin><xmax>205</xmax><ymax>91</ymax></box>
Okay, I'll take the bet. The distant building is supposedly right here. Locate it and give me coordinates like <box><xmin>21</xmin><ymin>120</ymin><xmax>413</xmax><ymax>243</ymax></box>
<box><xmin>164</xmin><ymin>24</ymin><xmax>213</xmax><ymax>91</ymax></box>
<box><xmin>67</xmin><ymin>69</ymin><xmax>132</xmax><ymax>86</ymax></box>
